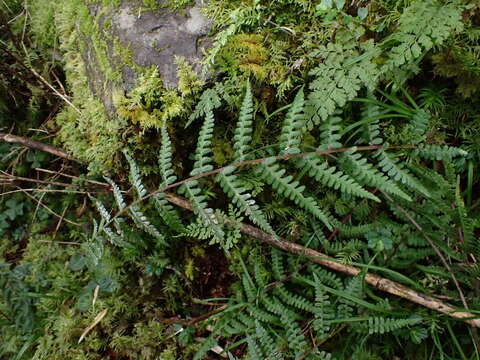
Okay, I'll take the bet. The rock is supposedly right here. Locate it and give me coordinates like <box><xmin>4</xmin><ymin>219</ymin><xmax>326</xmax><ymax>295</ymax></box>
<box><xmin>89</xmin><ymin>0</ymin><xmax>213</xmax><ymax>91</ymax></box>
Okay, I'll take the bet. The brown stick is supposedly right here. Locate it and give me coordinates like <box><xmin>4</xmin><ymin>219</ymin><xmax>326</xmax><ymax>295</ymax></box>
<box><xmin>0</xmin><ymin>132</ymin><xmax>74</xmax><ymax>160</ymax></box>
<box><xmin>165</xmin><ymin>193</ymin><xmax>480</xmax><ymax>328</ymax></box>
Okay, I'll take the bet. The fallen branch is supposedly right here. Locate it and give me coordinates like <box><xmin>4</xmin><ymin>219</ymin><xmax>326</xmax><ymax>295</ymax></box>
<box><xmin>0</xmin><ymin>132</ymin><xmax>74</xmax><ymax>160</ymax></box>
<box><xmin>165</xmin><ymin>193</ymin><xmax>480</xmax><ymax>328</ymax></box>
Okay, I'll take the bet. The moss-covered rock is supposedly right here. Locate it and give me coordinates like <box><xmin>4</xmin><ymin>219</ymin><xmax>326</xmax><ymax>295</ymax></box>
<box><xmin>30</xmin><ymin>0</ymin><xmax>212</xmax><ymax>173</ymax></box>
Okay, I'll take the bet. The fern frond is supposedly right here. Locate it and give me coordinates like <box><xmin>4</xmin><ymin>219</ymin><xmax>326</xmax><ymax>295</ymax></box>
<box><xmin>375</xmin><ymin>150</ymin><xmax>430</xmax><ymax>197</ymax></box>
<box><xmin>340</xmin><ymin>151</ymin><xmax>412</xmax><ymax>201</ymax></box>
<box><xmin>159</xmin><ymin>126</ymin><xmax>177</xmax><ymax>186</ymax></box>
<box><xmin>247</xmin><ymin>335</ymin><xmax>264</xmax><ymax>360</ymax></box>
<box><xmin>413</xmin><ymin>145</ymin><xmax>468</xmax><ymax>161</ymax></box>
<box><xmin>257</xmin><ymin>158</ymin><xmax>333</xmax><ymax>230</ymax></box>
<box><xmin>191</xmin><ymin>110</ymin><xmax>216</xmax><ymax>176</ymax></box>
<box><xmin>255</xmin><ymin>321</ymin><xmax>284</xmax><ymax>360</ymax></box>
<box><xmin>359</xmin><ymin>102</ymin><xmax>383</xmax><ymax>145</ymax></box>
<box><xmin>188</xmin><ymin>88</ymin><xmax>221</xmax><ymax>126</ymax></box>
<box><xmin>233</xmin><ymin>83</ymin><xmax>254</xmax><ymax>161</ymax></box>
<box><xmin>278</xmin><ymin>87</ymin><xmax>305</xmax><ymax>155</ymax></box>
<box><xmin>366</xmin><ymin>316</ymin><xmax>421</xmax><ymax>335</ymax></box>
<box><xmin>300</xmin><ymin>155</ymin><xmax>380</xmax><ymax>202</ymax></box>
<box><xmin>193</xmin><ymin>336</ymin><xmax>218</xmax><ymax>360</ymax></box>
<box><xmin>313</xmin><ymin>273</ymin><xmax>333</xmax><ymax>340</ymax></box>
<box><xmin>318</xmin><ymin>114</ymin><xmax>342</xmax><ymax>150</ymax></box>
<box><xmin>280</xmin><ymin>314</ymin><xmax>308</xmax><ymax>358</ymax></box>
<box><xmin>104</xmin><ymin>177</ymin><xmax>126</xmax><ymax>211</ymax></box>
<box><xmin>124</xmin><ymin>151</ymin><xmax>147</xmax><ymax>198</ymax></box>
<box><xmin>179</xmin><ymin>180</ymin><xmax>224</xmax><ymax>242</ymax></box>
<box><xmin>129</xmin><ymin>205</ymin><xmax>166</xmax><ymax>245</ymax></box>
<box><xmin>216</xmin><ymin>166</ymin><xmax>274</xmax><ymax>235</ymax></box>
<box><xmin>410</xmin><ymin>109</ymin><xmax>430</xmax><ymax>142</ymax></box>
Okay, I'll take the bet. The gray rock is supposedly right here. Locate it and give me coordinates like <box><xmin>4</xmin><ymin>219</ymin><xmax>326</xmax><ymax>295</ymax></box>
<box><xmin>90</xmin><ymin>0</ymin><xmax>213</xmax><ymax>91</ymax></box>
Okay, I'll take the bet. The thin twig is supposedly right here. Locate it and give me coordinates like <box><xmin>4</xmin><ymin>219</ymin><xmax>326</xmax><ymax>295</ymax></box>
<box><xmin>165</xmin><ymin>193</ymin><xmax>480</xmax><ymax>327</ymax></box>
<box><xmin>19</xmin><ymin>189</ymin><xmax>81</xmax><ymax>226</ymax></box>
<box><xmin>381</xmin><ymin>191</ymin><xmax>470</xmax><ymax>312</ymax></box>
<box><xmin>35</xmin><ymin>168</ymin><xmax>109</xmax><ymax>187</ymax></box>
<box><xmin>110</xmin><ymin>145</ymin><xmax>416</xmax><ymax>225</ymax></box>
<box><xmin>0</xmin><ymin>132</ymin><xmax>74</xmax><ymax>160</ymax></box>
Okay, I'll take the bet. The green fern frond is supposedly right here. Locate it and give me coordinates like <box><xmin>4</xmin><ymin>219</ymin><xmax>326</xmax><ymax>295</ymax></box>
<box><xmin>104</xmin><ymin>177</ymin><xmax>126</xmax><ymax>211</ymax></box>
<box><xmin>278</xmin><ymin>87</ymin><xmax>305</xmax><ymax>155</ymax></box>
<box><xmin>193</xmin><ymin>336</ymin><xmax>218</xmax><ymax>360</ymax></box>
<box><xmin>381</xmin><ymin>0</ymin><xmax>464</xmax><ymax>71</ymax></box>
<box><xmin>340</xmin><ymin>151</ymin><xmax>412</xmax><ymax>201</ymax></box>
<box><xmin>188</xmin><ymin>88</ymin><xmax>221</xmax><ymax>126</ymax></box>
<box><xmin>280</xmin><ymin>314</ymin><xmax>308</xmax><ymax>358</ymax></box>
<box><xmin>159</xmin><ymin>126</ymin><xmax>177</xmax><ymax>186</ymax></box>
<box><xmin>413</xmin><ymin>145</ymin><xmax>468</xmax><ymax>161</ymax></box>
<box><xmin>233</xmin><ymin>83</ymin><xmax>254</xmax><ymax>161</ymax></box>
<box><xmin>313</xmin><ymin>273</ymin><xmax>333</xmax><ymax>340</ymax></box>
<box><xmin>300</xmin><ymin>155</ymin><xmax>380</xmax><ymax>202</ymax></box>
<box><xmin>124</xmin><ymin>151</ymin><xmax>147</xmax><ymax>198</ymax></box>
<box><xmin>216</xmin><ymin>166</ymin><xmax>274</xmax><ymax>234</ymax></box>
<box><xmin>257</xmin><ymin>158</ymin><xmax>333</xmax><ymax>230</ymax></box>
<box><xmin>179</xmin><ymin>180</ymin><xmax>224</xmax><ymax>242</ymax></box>
<box><xmin>409</xmin><ymin>109</ymin><xmax>430</xmax><ymax>142</ymax></box>
<box><xmin>247</xmin><ymin>335</ymin><xmax>264</xmax><ymax>360</ymax></box>
<box><xmin>255</xmin><ymin>321</ymin><xmax>284</xmax><ymax>360</ymax></box>
<box><xmin>129</xmin><ymin>205</ymin><xmax>166</xmax><ymax>245</ymax></box>
<box><xmin>191</xmin><ymin>110</ymin><xmax>216</xmax><ymax>176</ymax></box>
<box><xmin>375</xmin><ymin>150</ymin><xmax>430</xmax><ymax>197</ymax></box>
<box><xmin>318</xmin><ymin>114</ymin><xmax>343</xmax><ymax>150</ymax></box>
<box><xmin>366</xmin><ymin>316</ymin><xmax>421</xmax><ymax>335</ymax></box>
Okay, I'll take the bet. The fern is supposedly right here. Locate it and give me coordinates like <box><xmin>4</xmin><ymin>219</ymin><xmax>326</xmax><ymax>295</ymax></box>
<box><xmin>375</xmin><ymin>150</ymin><xmax>430</xmax><ymax>197</ymax></box>
<box><xmin>300</xmin><ymin>155</ymin><xmax>380</xmax><ymax>202</ymax></box>
<box><xmin>381</xmin><ymin>0</ymin><xmax>464</xmax><ymax>72</ymax></box>
<box><xmin>216</xmin><ymin>166</ymin><xmax>274</xmax><ymax>234</ymax></box>
<box><xmin>413</xmin><ymin>144</ymin><xmax>468</xmax><ymax>161</ymax></box>
<box><xmin>340</xmin><ymin>150</ymin><xmax>413</xmax><ymax>201</ymax></box>
<box><xmin>278</xmin><ymin>87</ymin><xmax>305</xmax><ymax>155</ymax></box>
<box><xmin>365</xmin><ymin>316</ymin><xmax>421</xmax><ymax>335</ymax></box>
<box><xmin>187</xmin><ymin>88</ymin><xmax>221</xmax><ymax>126</ymax></box>
<box><xmin>257</xmin><ymin>158</ymin><xmax>333</xmax><ymax>230</ymax></box>
<box><xmin>306</xmin><ymin>41</ymin><xmax>380</xmax><ymax>128</ymax></box>
<box><xmin>233</xmin><ymin>83</ymin><xmax>254</xmax><ymax>161</ymax></box>
<box><xmin>154</xmin><ymin>126</ymin><xmax>184</xmax><ymax>231</ymax></box>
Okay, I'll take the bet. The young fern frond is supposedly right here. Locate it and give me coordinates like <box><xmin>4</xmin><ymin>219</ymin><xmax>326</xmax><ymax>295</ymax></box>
<box><xmin>129</xmin><ymin>205</ymin><xmax>166</xmax><ymax>245</ymax></box>
<box><xmin>180</xmin><ymin>109</ymin><xmax>225</xmax><ymax>241</ymax></box>
<box><xmin>313</xmin><ymin>273</ymin><xmax>333</xmax><ymax>340</ymax></box>
<box><xmin>180</xmin><ymin>180</ymin><xmax>225</xmax><ymax>242</ymax></box>
<box><xmin>257</xmin><ymin>158</ymin><xmax>333</xmax><ymax>230</ymax></box>
<box><xmin>254</xmin><ymin>321</ymin><xmax>285</xmax><ymax>360</ymax></box>
<box><xmin>234</xmin><ymin>83</ymin><xmax>254</xmax><ymax>161</ymax></box>
<box><xmin>187</xmin><ymin>88</ymin><xmax>221</xmax><ymax>126</ymax></box>
<box><xmin>278</xmin><ymin>87</ymin><xmax>305</xmax><ymax>155</ymax></box>
<box><xmin>216</xmin><ymin>166</ymin><xmax>275</xmax><ymax>235</ymax></box>
<box><xmin>122</xmin><ymin>152</ymin><xmax>167</xmax><ymax>243</ymax></box>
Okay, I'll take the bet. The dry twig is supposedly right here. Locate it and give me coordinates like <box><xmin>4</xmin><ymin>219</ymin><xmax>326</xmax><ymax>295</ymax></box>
<box><xmin>165</xmin><ymin>193</ymin><xmax>480</xmax><ymax>328</ymax></box>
